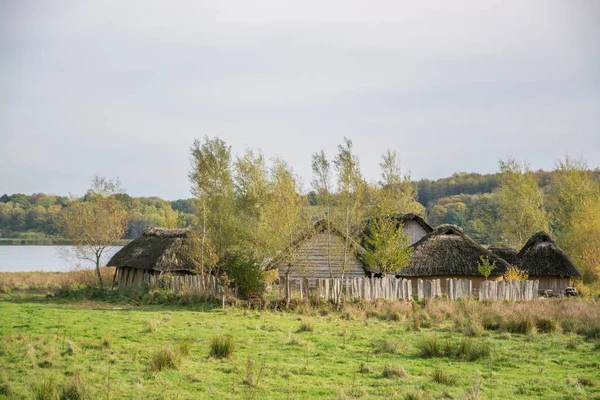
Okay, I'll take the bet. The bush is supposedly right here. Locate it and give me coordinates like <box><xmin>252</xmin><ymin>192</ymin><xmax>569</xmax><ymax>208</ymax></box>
<box><xmin>152</xmin><ymin>346</ymin><xmax>181</xmax><ymax>371</ymax></box>
<box><xmin>222</xmin><ymin>251</ymin><xmax>265</xmax><ymax>300</ymax></box>
<box><xmin>578</xmin><ymin>324</ymin><xmax>600</xmax><ymax>341</ymax></box>
<box><xmin>209</xmin><ymin>335</ymin><xmax>235</xmax><ymax>359</ymax></box>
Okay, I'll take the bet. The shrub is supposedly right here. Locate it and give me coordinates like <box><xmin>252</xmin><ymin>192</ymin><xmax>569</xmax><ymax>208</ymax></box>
<box><xmin>222</xmin><ymin>251</ymin><xmax>265</xmax><ymax>300</ymax></box>
<box><xmin>152</xmin><ymin>346</ymin><xmax>181</xmax><ymax>371</ymax></box>
<box><xmin>297</xmin><ymin>318</ymin><xmax>314</xmax><ymax>333</ymax></box>
<box><xmin>432</xmin><ymin>366</ymin><xmax>457</xmax><ymax>385</ymax></box>
<box><xmin>382</xmin><ymin>365</ymin><xmax>408</xmax><ymax>379</ymax></box>
<box><xmin>209</xmin><ymin>335</ymin><xmax>235</xmax><ymax>359</ymax></box>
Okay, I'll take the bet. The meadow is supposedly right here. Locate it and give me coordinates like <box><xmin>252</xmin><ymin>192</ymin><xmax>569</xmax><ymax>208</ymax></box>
<box><xmin>0</xmin><ymin>273</ymin><xmax>599</xmax><ymax>399</ymax></box>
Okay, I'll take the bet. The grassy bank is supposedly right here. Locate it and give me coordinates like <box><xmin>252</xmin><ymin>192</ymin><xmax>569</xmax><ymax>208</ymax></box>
<box><xmin>1</xmin><ymin>286</ymin><xmax>599</xmax><ymax>399</ymax></box>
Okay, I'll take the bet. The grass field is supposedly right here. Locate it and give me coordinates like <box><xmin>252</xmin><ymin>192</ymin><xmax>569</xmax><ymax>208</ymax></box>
<box><xmin>1</xmin><ymin>288</ymin><xmax>599</xmax><ymax>400</ymax></box>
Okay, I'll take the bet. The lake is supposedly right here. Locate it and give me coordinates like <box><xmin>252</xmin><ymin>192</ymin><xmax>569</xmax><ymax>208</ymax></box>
<box><xmin>0</xmin><ymin>246</ymin><xmax>123</xmax><ymax>272</ymax></box>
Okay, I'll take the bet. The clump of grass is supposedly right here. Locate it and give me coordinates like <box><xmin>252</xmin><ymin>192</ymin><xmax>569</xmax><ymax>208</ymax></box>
<box><xmin>404</xmin><ymin>389</ymin><xmax>430</xmax><ymax>400</ymax></box>
<box><xmin>242</xmin><ymin>358</ymin><xmax>265</xmax><ymax>387</ymax></box>
<box><xmin>59</xmin><ymin>374</ymin><xmax>87</xmax><ymax>400</ymax></box>
<box><xmin>143</xmin><ymin>320</ymin><xmax>158</xmax><ymax>333</ymax></box>
<box><xmin>481</xmin><ymin>314</ymin><xmax>502</xmax><ymax>331</ymax></box>
<box><xmin>419</xmin><ymin>336</ymin><xmax>491</xmax><ymax>361</ymax></box>
<box><xmin>297</xmin><ymin>318</ymin><xmax>314</xmax><ymax>333</ymax></box>
<box><xmin>566</xmin><ymin>337</ymin><xmax>583</xmax><ymax>350</ymax></box>
<box><xmin>504</xmin><ymin>315</ymin><xmax>536</xmax><ymax>335</ymax></box>
<box><xmin>100</xmin><ymin>336</ymin><xmax>111</xmax><ymax>349</ymax></box>
<box><xmin>577</xmin><ymin>324</ymin><xmax>600</xmax><ymax>341</ymax></box>
<box><xmin>152</xmin><ymin>346</ymin><xmax>181</xmax><ymax>371</ymax></box>
<box><xmin>382</xmin><ymin>364</ymin><xmax>408</xmax><ymax>379</ymax></box>
<box><xmin>432</xmin><ymin>366</ymin><xmax>457</xmax><ymax>385</ymax></box>
<box><xmin>62</xmin><ymin>340</ymin><xmax>77</xmax><ymax>356</ymax></box>
<box><xmin>285</xmin><ymin>333</ymin><xmax>305</xmax><ymax>347</ymax></box>
<box><xmin>358</xmin><ymin>363</ymin><xmax>370</xmax><ymax>374</ymax></box>
<box><xmin>373</xmin><ymin>338</ymin><xmax>401</xmax><ymax>354</ymax></box>
<box><xmin>33</xmin><ymin>378</ymin><xmax>58</xmax><ymax>400</ymax></box>
<box><xmin>418</xmin><ymin>336</ymin><xmax>440</xmax><ymax>358</ymax></box>
<box><xmin>567</xmin><ymin>376</ymin><xmax>595</xmax><ymax>387</ymax></box>
<box><xmin>0</xmin><ymin>375</ymin><xmax>13</xmax><ymax>397</ymax></box>
<box><xmin>209</xmin><ymin>335</ymin><xmax>235</xmax><ymax>359</ymax></box>
<box><xmin>535</xmin><ymin>317</ymin><xmax>558</xmax><ymax>333</ymax></box>
<box><xmin>178</xmin><ymin>338</ymin><xmax>193</xmax><ymax>356</ymax></box>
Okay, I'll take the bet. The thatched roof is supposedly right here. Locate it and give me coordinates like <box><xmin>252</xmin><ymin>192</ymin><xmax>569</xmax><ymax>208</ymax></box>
<box><xmin>488</xmin><ymin>246</ymin><xmax>519</xmax><ymax>265</ymax></box>
<box><xmin>516</xmin><ymin>232</ymin><xmax>581</xmax><ymax>278</ymax></box>
<box><xmin>399</xmin><ymin>224</ymin><xmax>510</xmax><ymax>277</ymax></box>
<box><xmin>107</xmin><ymin>228</ymin><xmax>199</xmax><ymax>272</ymax></box>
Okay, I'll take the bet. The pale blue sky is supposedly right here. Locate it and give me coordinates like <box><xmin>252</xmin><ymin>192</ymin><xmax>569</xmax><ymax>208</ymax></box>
<box><xmin>1</xmin><ymin>0</ymin><xmax>599</xmax><ymax>199</ymax></box>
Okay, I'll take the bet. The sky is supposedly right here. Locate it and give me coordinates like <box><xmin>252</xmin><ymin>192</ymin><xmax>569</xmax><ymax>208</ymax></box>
<box><xmin>1</xmin><ymin>0</ymin><xmax>599</xmax><ymax>200</ymax></box>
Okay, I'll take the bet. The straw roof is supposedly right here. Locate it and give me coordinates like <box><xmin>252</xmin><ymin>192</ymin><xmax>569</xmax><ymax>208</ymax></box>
<box><xmin>516</xmin><ymin>232</ymin><xmax>581</xmax><ymax>278</ymax></box>
<box><xmin>488</xmin><ymin>246</ymin><xmax>519</xmax><ymax>265</ymax></box>
<box><xmin>107</xmin><ymin>228</ymin><xmax>199</xmax><ymax>272</ymax></box>
<box><xmin>399</xmin><ymin>224</ymin><xmax>510</xmax><ymax>277</ymax></box>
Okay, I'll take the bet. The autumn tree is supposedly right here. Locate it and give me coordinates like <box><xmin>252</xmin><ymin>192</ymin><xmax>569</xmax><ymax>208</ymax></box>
<box><xmin>189</xmin><ymin>137</ymin><xmax>236</xmax><ymax>279</ymax></box>
<box><xmin>58</xmin><ymin>176</ymin><xmax>128</xmax><ymax>288</ymax></box>
<box><xmin>311</xmin><ymin>150</ymin><xmax>334</xmax><ymax>278</ymax></box>
<box><xmin>364</xmin><ymin>150</ymin><xmax>418</xmax><ymax>274</ymax></box>
<box><xmin>496</xmin><ymin>157</ymin><xmax>549</xmax><ymax>248</ymax></box>
<box><xmin>262</xmin><ymin>158</ymin><xmax>311</xmax><ymax>300</ymax></box>
<box><xmin>332</xmin><ymin>138</ymin><xmax>367</xmax><ymax>300</ymax></box>
<box><xmin>550</xmin><ymin>156</ymin><xmax>600</xmax><ymax>282</ymax></box>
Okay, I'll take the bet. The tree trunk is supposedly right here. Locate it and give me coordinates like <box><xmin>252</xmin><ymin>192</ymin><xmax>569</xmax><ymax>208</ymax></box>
<box><xmin>96</xmin><ymin>256</ymin><xmax>104</xmax><ymax>289</ymax></box>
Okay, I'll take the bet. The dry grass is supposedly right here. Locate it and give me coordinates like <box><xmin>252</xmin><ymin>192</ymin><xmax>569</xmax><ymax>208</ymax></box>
<box><xmin>0</xmin><ymin>268</ymin><xmax>115</xmax><ymax>291</ymax></box>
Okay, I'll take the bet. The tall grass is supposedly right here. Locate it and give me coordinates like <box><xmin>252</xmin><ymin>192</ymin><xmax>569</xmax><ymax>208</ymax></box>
<box><xmin>209</xmin><ymin>335</ymin><xmax>235</xmax><ymax>359</ymax></box>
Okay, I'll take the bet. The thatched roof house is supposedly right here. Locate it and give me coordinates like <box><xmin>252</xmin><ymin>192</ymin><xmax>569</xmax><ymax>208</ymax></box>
<box><xmin>267</xmin><ymin>219</ymin><xmax>371</xmax><ymax>286</ymax></box>
<box><xmin>516</xmin><ymin>232</ymin><xmax>581</xmax><ymax>292</ymax></box>
<box><xmin>108</xmin><ymin>228</ymin><xmax>199</xmax><ymax>286</ymax></box>
<box><xmin>488</xmin><ymin>246</ymin><xmax>519</xmax><ymax>265</ymax></box>
<box><xmin>399</xmin><ymin>224</ymin><xmax>511</xmax><ymax>290</ymax></box>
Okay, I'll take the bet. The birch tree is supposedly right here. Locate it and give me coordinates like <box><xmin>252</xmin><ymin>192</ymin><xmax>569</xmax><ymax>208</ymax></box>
<box><xmin>58</xmin><ymin>176</ymin><xmax>128</xmax><ymax>289</ymax></box>
<box><xmin>311</xmin><ymin>150</ymin><xmax>334</xmax><ymax>279</ymax></box>
<box><xmin>333</xmin><ymin>138</ymin><xmax>366</xmax><ymax>301</ymax></box>
<box><xmin>189</xmin><ymin>137</ymin><xmax>236</xmax><ymax>279</ymax></box>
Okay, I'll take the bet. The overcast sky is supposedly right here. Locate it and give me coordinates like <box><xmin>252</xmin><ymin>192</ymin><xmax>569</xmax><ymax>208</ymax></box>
<box><xmin>1</xmin><ymin>1</ymin><xmax>599</xmax><ymax>200</ymax></box>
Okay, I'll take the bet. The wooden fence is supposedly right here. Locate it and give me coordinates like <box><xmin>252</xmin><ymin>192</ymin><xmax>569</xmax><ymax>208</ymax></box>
<box><xmin>278</xmin><ymin>276</ymin><xmax>540</xmax><ymax>302</ymax></box>
<box><xmin>279</xmin><ymin>276</ymin><xmax>413</xmax><ymax>301</ymax></box>
<box><xmin>479</xmin><ymin>279</ymin><xmax>539</xmax><ymax>301</ymax></box>
<box><xmin>143</xmin><ymin>274</ymin><xmax>223</xmax><ymax>298</ymax></box>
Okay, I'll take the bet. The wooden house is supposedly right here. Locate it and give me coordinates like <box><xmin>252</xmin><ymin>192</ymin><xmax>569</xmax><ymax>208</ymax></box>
<box><xmin>107</xmin><ymin>228</ymin><xmax>199</xmax><ymax>286</ymax></box>
<box><xmin>516</xmin><ymin>232</ymin><xmax>581</xmax><ymax>293</ymax></box>
<box><xmin>398</xmin><ymin>224</ymin><xmax>511</xmax><ymax>291</ymax></box>
<box><xmin>267</xmin><ymin>220</ymin><xmax>371</xmax><ymax>287</ymax></box>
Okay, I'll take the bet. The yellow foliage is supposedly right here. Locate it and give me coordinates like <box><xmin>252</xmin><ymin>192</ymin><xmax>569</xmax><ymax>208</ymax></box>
<box><xmin>503</xmin><ymin>266</ymin><xmax>528</xmax><ymax>281</ymax></box>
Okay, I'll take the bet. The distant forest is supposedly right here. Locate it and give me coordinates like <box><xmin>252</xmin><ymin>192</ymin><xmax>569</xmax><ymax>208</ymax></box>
<box><xmin>2</xmin><ymin>169</ymin><xmax>599</xmax><ymax>246</ymax></box>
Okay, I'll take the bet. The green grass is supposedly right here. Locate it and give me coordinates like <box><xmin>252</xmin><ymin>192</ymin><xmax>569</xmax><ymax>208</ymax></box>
<box><xmin>0</xmin><ymin>300</ymin><xmax>599</xmax><ymax>399</ymax></box>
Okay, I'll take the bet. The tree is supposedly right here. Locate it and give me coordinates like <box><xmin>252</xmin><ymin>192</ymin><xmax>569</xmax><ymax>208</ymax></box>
<box><xmin>375</xmin><ymin>150</ymin><xmax>425</xmax><ymax>216</ymax></box>
<box><xmin>332</xmin><ymin>138</ymin><xmax>367</xmax><ymax>302</ymax></box>
<box><xmin>189</xmin><ymin>137</ymin><xmax>237</xmax><ymax>279</ymax></box>
<box><xmin>58</xmin><ymin>177</ymin><xmax>128</xmax><ymax>288</ymax></box>
<box><xmin>496</xmin><ymin>157</ymin><xmax>549</xmax><ymax>248</ymax></box>
<box><xmin>477</xmin><ymin>256</ymin><xmax>496</xmax><ymax>280</ymax></box>
<box><xmin>311</xmin><ymin>150</ymin><xmax>334</xmax><ymax>278</ymax></box>
<box><xmin>550</xmin><ymin>156</ymin><xmax>600</xmax><ymax>282</ymax></box>
<box><xmin>262</xmin><ymin>158</ymin><xmax>311</xmax><ymax>301</ymax></box>
<box><xmin>363</xmin><ymin>216</ymin><xmax>412</xmax><ymax>275</ymax></box>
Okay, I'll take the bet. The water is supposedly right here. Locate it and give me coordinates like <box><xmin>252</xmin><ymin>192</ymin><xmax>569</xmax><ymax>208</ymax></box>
<box><xmin>0</xmin><ymin>246</ymin><xmax>123</xmax><ymax>272</ymax></box>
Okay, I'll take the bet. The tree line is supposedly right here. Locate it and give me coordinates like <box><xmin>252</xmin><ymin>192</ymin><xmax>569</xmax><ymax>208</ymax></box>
<box><xmin>2</xmin><ymin>138</ymin><xmax>599</xmax><ymax>286</ymax></box>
